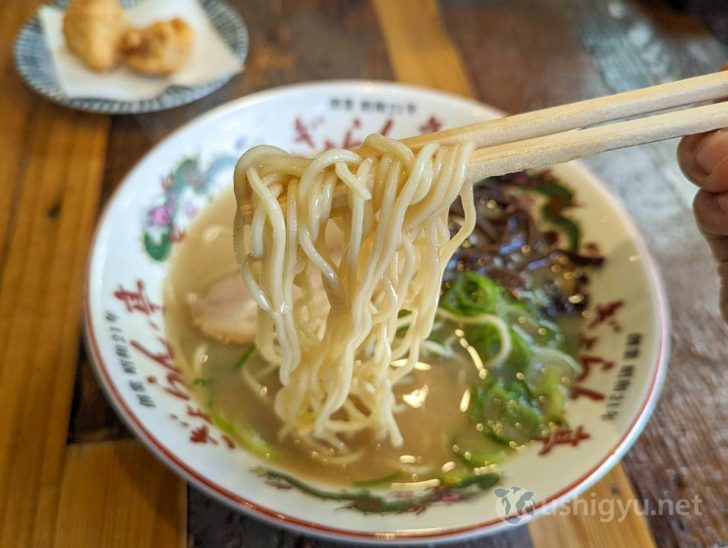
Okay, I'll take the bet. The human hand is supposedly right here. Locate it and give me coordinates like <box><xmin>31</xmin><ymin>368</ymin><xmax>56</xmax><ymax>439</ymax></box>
<box><xmin>678</xmin><ymin>129</ymin><xmax>728</xmax><ymax>321</ymax></box>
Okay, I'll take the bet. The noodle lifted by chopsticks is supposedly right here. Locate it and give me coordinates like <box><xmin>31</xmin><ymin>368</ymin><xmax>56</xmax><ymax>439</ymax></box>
<box><xmin>233</xmin><ymin>135</ymin><xmax>475</xmax><ymax>447</ymax></box>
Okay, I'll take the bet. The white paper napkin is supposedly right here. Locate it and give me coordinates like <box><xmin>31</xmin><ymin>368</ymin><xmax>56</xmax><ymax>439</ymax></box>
<box><xmin>39</xmin><ymin>0</ymin><xmax>244</xmax><ymax>101</ymax></box>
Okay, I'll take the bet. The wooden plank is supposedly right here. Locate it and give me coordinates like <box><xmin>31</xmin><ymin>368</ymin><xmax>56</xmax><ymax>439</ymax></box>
<box><xmin>0</xmin><ymin>2</ymin><xmax>119</xmax><ymax>540</ymax></box>
<box><xmin>372</xmin><ymin>0</ymin><xmax>473</xmax><ymax>96</ymax></box>
<box><xmin>438</xmin><ymin>0</ymin><xmax>609</xmax><ymax>113</ymax></box>
<box><xmin>0</xmin><ymin>3</ymin><xmax>42</xmax><ymax>277</ymax></box>
<box><xmin>0</xmin><ymin>9</ymin><xmax>193</xmax><ymax>548</ymax></box>
<box><xmin>440</xmin><ymin>0</ymin><xmax>728</xmax><ymax>545</ymax></box>
<box><xmin>0</xmin><ymin>2</ymin><xmax>189</xmax><ymax>546</ymax></box>
<box><xmin>528</xmin><ymin>467</ymin><xmax>655</xmax><ymax>548</ymax></box>
<box><xmin>53</xmin><ymin>440</ymin><xmax>186</xmax><ymax>548</ymax></box>
<box><xmin>0</xmin><ymin>95</ymin><xmax>111</xmax><ymax>547</ymax></box>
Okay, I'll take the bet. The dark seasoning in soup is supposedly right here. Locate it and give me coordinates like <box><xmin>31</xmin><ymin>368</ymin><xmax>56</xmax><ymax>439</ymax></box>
<box><xmin>163</xmin><ymin>171</ymin><xmax>602</xmax><ymax>490</ymax></box>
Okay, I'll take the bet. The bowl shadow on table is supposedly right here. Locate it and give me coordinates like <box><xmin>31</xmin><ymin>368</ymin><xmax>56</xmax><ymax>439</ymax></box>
<box><xmin>68</xmin><ymin>346</ymin><xmax>134</xmax><ymax>444</ymax></box>
<box><xmin>187</xmin><ymin>481</ymin><xmax>532</xmax><ymax>548</ymax></box>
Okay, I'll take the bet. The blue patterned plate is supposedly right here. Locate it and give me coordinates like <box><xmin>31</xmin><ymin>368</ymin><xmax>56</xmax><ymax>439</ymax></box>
<box><xmin>14</xmin><ymin>0</ymin><xmax>248</xmax><ymax>114</ymax></box>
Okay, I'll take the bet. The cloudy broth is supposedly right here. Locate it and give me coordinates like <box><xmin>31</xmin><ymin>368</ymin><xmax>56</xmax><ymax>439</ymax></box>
<box><xmin>163</xmin><ymin>188</ymin><xmax>510</xmax><ymax>486</ymax></box>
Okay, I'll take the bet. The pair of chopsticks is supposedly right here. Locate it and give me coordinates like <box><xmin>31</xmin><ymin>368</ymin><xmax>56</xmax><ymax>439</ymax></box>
<box><xmin>402</xmin><ymin>69</ymin><xmax>728</xmax><ymax>184</ymax></box>
<box><xmin>239</xmin><ymin>70</ymin><xmax>728</xmax><ymax>221</ymax></box>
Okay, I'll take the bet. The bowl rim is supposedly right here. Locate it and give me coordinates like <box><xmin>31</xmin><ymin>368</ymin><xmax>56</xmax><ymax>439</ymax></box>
<box><xmin>83</xmin><ymin>79</ymin><xmax>671</xmax><ymax>544</ymax></box>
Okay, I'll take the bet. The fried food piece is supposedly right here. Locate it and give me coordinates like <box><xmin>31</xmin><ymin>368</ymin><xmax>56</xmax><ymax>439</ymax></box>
<box><xmin>62</xmin><ymin>0</ymin><xmax>128</xmax><ymax>72</ymax></box>
<box><xmin>122</xmin><ymin>18</ymin><xmax>195</xmax><ymax>76</ymax></box>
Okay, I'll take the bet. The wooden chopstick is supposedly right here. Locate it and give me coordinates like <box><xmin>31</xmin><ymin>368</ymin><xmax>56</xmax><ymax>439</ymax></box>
<box><xmin>237</xmin><ymin>69</ymin><xmax>728</xmax><ymax>222</ymax></box>
<box><xmin>403</xmin><ymin>70</ymin><xmax>728</xmax><ymax>151</ymax></box>
<box><xmin>464</xmin><ymin>99</ymin><xmax>728</xmax><ymax>183</ymax></box>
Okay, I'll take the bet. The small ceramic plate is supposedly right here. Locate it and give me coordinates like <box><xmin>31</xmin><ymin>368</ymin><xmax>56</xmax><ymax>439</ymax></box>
<box><xmin>14</xmin><ymin>0</ymin><xmax>248</xmax><ymax>114</ymax></box>
<box><xmin>84</xmin><ymin>81</ymin><xmax>669</xmax><ymax>544</ymax></box>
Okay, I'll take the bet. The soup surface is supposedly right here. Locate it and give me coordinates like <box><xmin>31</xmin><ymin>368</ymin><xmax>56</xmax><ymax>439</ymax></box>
<box><xmin>164</xmin><ymin>183</ymin><xmax>583</xmax><ymax>487</ymax></box>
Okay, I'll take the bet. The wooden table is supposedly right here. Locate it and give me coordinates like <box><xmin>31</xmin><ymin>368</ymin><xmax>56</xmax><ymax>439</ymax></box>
<box><xmin>1</xmin><ymin>1</ymin><xmax>727</xmax><ymax>546</ymax></box>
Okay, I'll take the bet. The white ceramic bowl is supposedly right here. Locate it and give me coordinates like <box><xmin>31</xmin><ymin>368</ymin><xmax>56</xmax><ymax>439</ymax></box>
<box><xmin>84</xmin><ymin>81</ymin><xmax>669</xmax><ymax>544</ymax></box>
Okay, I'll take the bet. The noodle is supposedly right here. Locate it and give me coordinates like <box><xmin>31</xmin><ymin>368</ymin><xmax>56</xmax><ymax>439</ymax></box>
<box><xmin>233</xmin><ymin>135</ymin><xmax>475</xmax><ymax>447</ymax></box>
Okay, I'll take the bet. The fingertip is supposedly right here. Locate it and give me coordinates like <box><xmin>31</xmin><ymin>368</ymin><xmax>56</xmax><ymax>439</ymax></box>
<box><xmin>692</xmin><ymin>190</ymin><xmax>728</xmax><ymax>236</ymax></box>
<box><xmin>693</xmin><ymin>188</ymin><xmax>709</xmax><ymax>217</ymax></box>
<box><xmin>679</xmin><ymin>130</ymin><xmax>728</xmax><ymax>191</ymax></box>
<box><xmin>678</xmin><ymin>132</ymin><xmax>716</xmax><ymax>187</ymax></box>
<box><xmin>679</xmin><ymin>133</ymin><xmax>708</xmax><ymax>155</ymax></box>
<box><xmin>704</xmin><ymin>154</ymin><xmax>728</xmax><ymax>193</ymax></box>
<box><xmin>679</xmin><ymin>149</ymin><xmax>708</xmax><ymax>188</ymax></box>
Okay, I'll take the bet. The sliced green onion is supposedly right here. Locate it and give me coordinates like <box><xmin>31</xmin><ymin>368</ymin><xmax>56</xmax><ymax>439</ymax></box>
<box><xmin>351</xmin><ymin>471</ymin><xmax>400</xmax><ymax>488</ymax></box>
<box><xmin>235</xmin><ymin>344</ymin><xmax>256</xmax><ymax>370</ymax></box>
<box><xmin>455</xmin><ymin>449</ymin><xmax>506</xmax><ymax>467</ymax></box>
<box><xmin>211</xmin><ymin>411</ymin><xmax>276</xmax><ymax>460</ymax></box>
<box><xmin>441</xmin><ymin>272</ymin><xmax>503</xmax><ymax>316</ymax></box>
<box><xmin>192</xmin><ymin>378</ymin><xmax>211</xmax><ymax>386</ymax></box>
<box><xmin>436</xmin><ymin>308</ymin><xmax>512</xmax><ymax>368</ymax></box>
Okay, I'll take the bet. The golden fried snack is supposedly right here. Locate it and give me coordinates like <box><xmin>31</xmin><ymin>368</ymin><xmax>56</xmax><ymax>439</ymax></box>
<box><xmin>62</xmin><ymin>0</ymin><xmax>128</xmax><ymax>72</ymax></box>
<box><xmin>122</xmin><ymin>18</ymin><xmax>195</xmax><ymax>76</ymax></box>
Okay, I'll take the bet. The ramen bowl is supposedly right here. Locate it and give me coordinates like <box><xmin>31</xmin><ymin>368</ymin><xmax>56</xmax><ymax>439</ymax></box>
<box><xmin>84</xmin><ymin>81</ymin><xmax>669</xmax><ymax>544</ymax></box>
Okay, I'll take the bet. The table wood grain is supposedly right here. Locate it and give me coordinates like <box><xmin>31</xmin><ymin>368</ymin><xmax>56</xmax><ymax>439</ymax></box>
<box><xmin>1</xmin><ymin>0</ymin><xmax>726</xmax><ymax>546</ymax></box>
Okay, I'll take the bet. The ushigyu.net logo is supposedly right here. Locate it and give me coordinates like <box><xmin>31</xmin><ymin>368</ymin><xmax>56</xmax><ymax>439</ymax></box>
<box><xmin>494</xmin><ymin>486</ymin><xmax>536</xmax><ymax>524</ymax></box>
<box><xmin>494</xmin><ymin>485</ymin><xmax>703</xmax><ymax>525</ymax></box>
